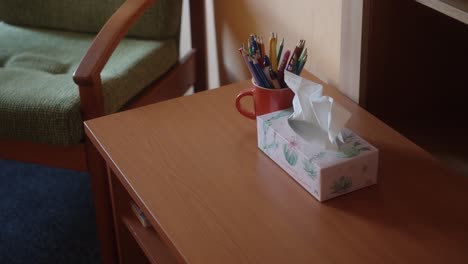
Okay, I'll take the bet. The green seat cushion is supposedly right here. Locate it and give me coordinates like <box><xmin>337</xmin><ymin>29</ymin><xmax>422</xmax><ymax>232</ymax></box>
<box><xmin>0</xmin><ymin>22</ymin><xmax>178</xmax><ymax>145</ymax></box>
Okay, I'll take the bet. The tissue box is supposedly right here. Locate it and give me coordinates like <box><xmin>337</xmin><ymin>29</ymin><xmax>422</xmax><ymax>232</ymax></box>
<box><xmin>257</xmin><ymin>108</ymin><xmax>378</xmax><ymax>201</ymax></box>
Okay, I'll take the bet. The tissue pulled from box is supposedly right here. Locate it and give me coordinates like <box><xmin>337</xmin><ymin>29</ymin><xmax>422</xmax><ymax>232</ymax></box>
<box><xmin>284</xmin><ymin>71</ymin><xmax>351</xmax><ymax>150</ymax></box>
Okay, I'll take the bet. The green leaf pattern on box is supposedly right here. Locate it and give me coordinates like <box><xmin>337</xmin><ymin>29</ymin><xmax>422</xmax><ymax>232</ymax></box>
<box><xmin>302</xmin><ymin>159</ymin><xmax>317</xmax><ymax>179</ymax></box>
<box><xmin>262</xmin><ymin>110</ymin><xmax>291</xmax><ymax>151</ymax></box>
<box><xmin>262</xmin><ymin>131</ymin><xmax>279</xmax><ymax>152</ymax></box>
<box><xmin>337</xmin><ymin>133</ymin><xmax>371</xmax><ymax>158</ymax></box>
<box><xmin>302</xmin><ymin>152</ymin><xmax>325</xmax><ymax>180</ymax></box>
<box><xmin>283</xmin><ymin>143</ymin><xmax>298</xmax><ymax>166</ymax></box>
<box><xmin>331</xmin><ymin>176</ymin><xmax>353</xmax><ymax>194</ymax></box>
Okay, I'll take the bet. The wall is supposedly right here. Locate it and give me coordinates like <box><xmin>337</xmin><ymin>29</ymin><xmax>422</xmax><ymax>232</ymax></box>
<box><xmin>213</xmin><ymin>0</ymin><xmax>342</xmax><ymax>87</ymax></box>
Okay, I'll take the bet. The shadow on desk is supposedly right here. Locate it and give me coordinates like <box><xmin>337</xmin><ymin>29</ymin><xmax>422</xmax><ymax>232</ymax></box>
<box><xmin>395</xmin><ymin>122</ymin><xmax>468</xmax><ymax>177</ymax></box>
<box><xmin>324</xmin><ymin>139</ymin><xmax>468</xmax><ymax>260</ymax></box>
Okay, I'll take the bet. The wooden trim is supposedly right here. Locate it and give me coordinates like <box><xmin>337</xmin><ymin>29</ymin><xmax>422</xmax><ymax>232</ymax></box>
<box><xmin>190</xmin><ymin>0</ymin><xmax>208</xmax><ymax>92</ymax></box>
<box><xmin>107</xmin><ymin>166</ymin><xmax>124</xmax><ymax>262</ymax></box>
<box><xmin>125</xmin><ymin>49</ymin><xmax>197</xmax><ymax>110</ymax></box>
<box><xmin>359</xmin><ymin>0</ymin><xmax>372</xmax><ymax>108</ymax></box>
<box><xmin>85</xmin><ymin>138</ymin><xmax>118</xmax><ymax>264</ymax></box>
<box><xmin>0</xmin><ymin>140</ymin><xmax>87</xmax><ymax>171</ymax></box>
<box><xmin>339</xmin><ymin>0</ymin><xmax>364</xmax><ymax>103</ymax></box>
<box><xmin>74</xmin><ymin>0</ymin><xmax>157</xmax><ymax>121</ymax></box>
<box><xmin>78</xmin><ymin>77</ymin><xmax>106</xmax><ymax>121</ymax></box>
<box><xmin>73</xmin><ymin>0</ymin><xmax>156</xmax><ymax>86</ymax></box>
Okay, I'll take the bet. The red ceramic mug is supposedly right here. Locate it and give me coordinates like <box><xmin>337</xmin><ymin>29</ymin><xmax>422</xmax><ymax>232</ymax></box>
<box><xmin>235</xmin><ymin>80</ymin><xmax>294</xmax><ymax>120</ymax></box>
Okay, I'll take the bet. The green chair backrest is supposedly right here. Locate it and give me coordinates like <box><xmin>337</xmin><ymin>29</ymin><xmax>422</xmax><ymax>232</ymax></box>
<box><xmin>0</xmin><ymin>0</ymin><xmax>182</xmax><ymax>40</ymax></box>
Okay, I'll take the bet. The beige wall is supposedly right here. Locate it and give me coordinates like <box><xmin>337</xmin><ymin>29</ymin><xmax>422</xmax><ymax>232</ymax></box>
<box><xmin>214</xmin><ymin>0</ymin><xmax>342</xmax><ymax>87</ymax></box>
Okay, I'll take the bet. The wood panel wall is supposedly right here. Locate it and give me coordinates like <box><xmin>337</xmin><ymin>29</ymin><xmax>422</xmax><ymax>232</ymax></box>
<box><xmin>360</xmin><ymin>0</ymin><xmax>467</xmax><ymax>128</ymax></box>
<box><xmin>360</xmin><ymin>0</ymin><xmax>468</xmax><ymax>175</ymax></box>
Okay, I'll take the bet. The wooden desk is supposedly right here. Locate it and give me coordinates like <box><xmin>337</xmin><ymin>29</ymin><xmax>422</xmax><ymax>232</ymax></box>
<box><xmin>85</xmin><ymin>72</ymin><xmax>468</xmax><ymax>263</ymax></box>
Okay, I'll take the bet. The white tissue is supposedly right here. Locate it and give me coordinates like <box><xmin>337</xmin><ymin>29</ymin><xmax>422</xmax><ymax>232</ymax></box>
<box><xmin>284</xmin><ymin>71</ymin><xmax>351</xmax><ymax>150</ymax></box>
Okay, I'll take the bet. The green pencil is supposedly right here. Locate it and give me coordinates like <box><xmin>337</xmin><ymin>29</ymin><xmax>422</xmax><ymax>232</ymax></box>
<box><xmin>277</xmin><ymin>38</ymin><xmax>284</xmax><ymax>65</ymax></box>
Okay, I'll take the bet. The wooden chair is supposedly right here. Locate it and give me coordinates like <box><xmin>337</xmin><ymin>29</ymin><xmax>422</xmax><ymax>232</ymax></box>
<box><xmin>0</xmin><ymin>0</ymin><xmax>208</xmax><ymax>263</ymax></box>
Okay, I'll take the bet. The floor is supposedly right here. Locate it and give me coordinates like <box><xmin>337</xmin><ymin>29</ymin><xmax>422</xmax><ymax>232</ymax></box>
<box><xmin>0</xmin><ymin>159</ymin><xmax>100</xmax><ymax>264</ymax></box>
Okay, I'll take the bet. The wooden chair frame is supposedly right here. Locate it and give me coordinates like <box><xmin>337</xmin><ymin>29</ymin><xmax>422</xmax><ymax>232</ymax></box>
<box><xmin>0</xmin><ymin>0</ymin><xmax>208</xmax><ymax>263</ymax></box>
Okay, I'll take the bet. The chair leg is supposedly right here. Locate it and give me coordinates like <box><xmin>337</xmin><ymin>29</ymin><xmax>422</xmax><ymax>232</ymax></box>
<box><xmin>85</xmin><ymin>138</ymin><xmax>118</xmax><ymax>264</ymax></box>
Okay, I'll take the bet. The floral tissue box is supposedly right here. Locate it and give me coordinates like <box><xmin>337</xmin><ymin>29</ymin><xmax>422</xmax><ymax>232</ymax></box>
<box><xmin>257</xmin><ymin>108</ymin><xmax>379</xmax><ymax>202</ymax></box>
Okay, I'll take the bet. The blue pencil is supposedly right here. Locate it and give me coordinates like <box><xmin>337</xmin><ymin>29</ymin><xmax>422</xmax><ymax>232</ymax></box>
<box><xmin>252</xmin><ymin>58</ymin><xmax>271</xmax><ymax>88</ymax></box>
<box><xmin>239</xmin><ymin>47</ymin><xmax>263</xmax><ymax>87</ymax></box>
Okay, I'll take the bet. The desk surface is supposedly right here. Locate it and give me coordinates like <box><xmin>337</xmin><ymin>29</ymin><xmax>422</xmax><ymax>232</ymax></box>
<box><xmin>85</xmin><ymin>72</ymin><xmax>468</xmax><ymax>263</ymax></box>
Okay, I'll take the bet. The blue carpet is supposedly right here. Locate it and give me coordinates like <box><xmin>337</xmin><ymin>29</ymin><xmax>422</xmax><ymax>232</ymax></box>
<box><xmin>0</xmin><ymin>159</ymin><xmax>100</xmax><ymax>264</ymax></box>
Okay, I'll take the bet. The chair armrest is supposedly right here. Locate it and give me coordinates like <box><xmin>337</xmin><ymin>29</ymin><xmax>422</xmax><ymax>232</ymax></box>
<box><xmin>73</xmin><ymin>0</ymin><xmax>156</xmax><ymax>86</ymax></box>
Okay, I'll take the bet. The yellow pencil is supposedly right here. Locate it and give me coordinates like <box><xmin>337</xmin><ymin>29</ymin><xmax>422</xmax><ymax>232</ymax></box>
<box><xmin>269</xmin><ymin>32</ymin><xmax>278</xmax><ymax>72</ymax></box>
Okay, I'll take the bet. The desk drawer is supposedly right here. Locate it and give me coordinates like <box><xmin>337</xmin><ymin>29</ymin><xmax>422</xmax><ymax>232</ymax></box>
<box><xmin>108</xmin><ymin>168</ymin><xmax>179</xmax><ymax>264</ymax></box>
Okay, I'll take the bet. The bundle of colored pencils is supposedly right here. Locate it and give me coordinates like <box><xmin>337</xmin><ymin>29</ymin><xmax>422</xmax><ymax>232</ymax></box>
<box><xmin>239</xmin><ymin>33</ymin><xmax>307</xmax><ymax>89</ymax></box>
